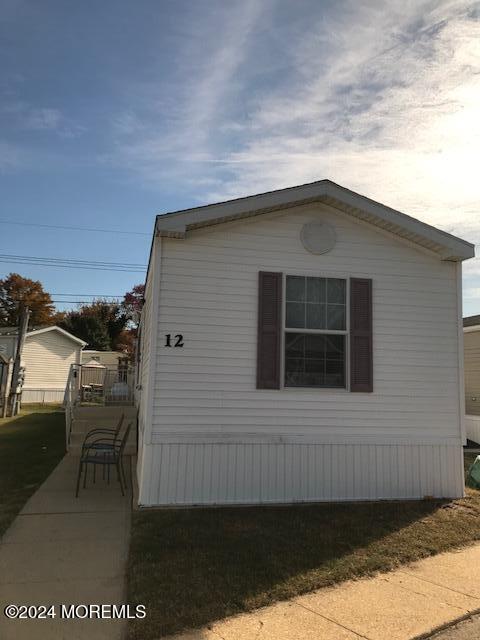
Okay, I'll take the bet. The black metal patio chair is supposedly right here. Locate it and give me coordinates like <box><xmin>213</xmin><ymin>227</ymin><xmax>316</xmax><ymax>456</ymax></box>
<box><xmin>82</xmin><ymin>412</ymin><xmax>125</xmax><ymax>450</ymax></box>
<box><xmin>75</xmin><ymin>422</ymin><xmax>132</xmax><ymax>497</ymax></box>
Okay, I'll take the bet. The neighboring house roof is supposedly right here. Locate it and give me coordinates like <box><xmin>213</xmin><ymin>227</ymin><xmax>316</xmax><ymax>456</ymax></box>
<box><xmin>83</xmin><ymin>358</ymin><xmax>106</xmax><ymax>368</ymax></box>
<box><xmin>82</xmin><ymin>350</ymin><xmax>124</xmax><ymax>355</ymax></box>
<box><xmin>154</xmin><ymin>179</ymin><xmax>475</xmax><ymax>262</ymax></box>
<box><xmin>464</xmin><ymin>315</ymin><xmax>480</xmax><ymax>332</ymax></box>
<box><xmin>0</xmin><ymin>325</ymin><xmax>86</xmax><ymax>346</ymax></box>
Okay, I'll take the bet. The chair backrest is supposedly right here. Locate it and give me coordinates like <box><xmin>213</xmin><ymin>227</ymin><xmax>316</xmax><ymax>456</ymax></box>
<box><xmin>114</xmin><ymin>413</ymin><xmax>125</xmax><ymax>437</ymax></box>
<box><xmin>118</xmin><ymin>422</ymin><xmax>132</xmax><ymax>456</ymax></box>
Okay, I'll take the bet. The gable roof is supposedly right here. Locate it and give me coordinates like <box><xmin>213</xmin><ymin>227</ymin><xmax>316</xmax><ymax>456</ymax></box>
<box><xmin>0</xmin><ymin>325</ymin><xmax>86</xmax><ymax>346</ymax></box>
<box><xmin>464</xmin><ymin>315</ymin><xmax>480</xmax><ymax>332</ymax></box>
<box><xmin>154</xmin><ymin>179</ymin><xmax>474</xmax><ymax>262</ymax></box>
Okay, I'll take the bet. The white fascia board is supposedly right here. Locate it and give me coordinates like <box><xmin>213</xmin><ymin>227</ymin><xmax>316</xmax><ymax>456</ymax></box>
<box><xmin>154</xmin><ymin>180</ymin><xmax>475</xmax><ymax>262</ymax></box>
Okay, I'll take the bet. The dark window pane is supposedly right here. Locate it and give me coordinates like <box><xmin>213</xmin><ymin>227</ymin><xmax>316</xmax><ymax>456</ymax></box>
<box><xmin>326</xmin><ymin>359</ymin><xmax>345</xmax><ymax>386</ymax></box>
<box><xmin>306</xmin><ymin>303</ymin><xmax>326</xmax><ymax>329</ymax></box>
<box><xmin>326</xmin><ymin>305</ymin><xmax>345</xmax><ymax>330</ymax></box>
<box><xmin>285</xmin><ymin>333</ymin><xmax>305</xmax><ymax>358</ymax></box>
<box><xmin>305</xmin><ymin>334</ymin><xmax>325</xmax><ymax>359</ymax></box>
<box><xmin>307</xmin><ymin>277</ymin><xmax>326</xmax><ymax>303</ymax></box>
<box><xmin>286</xmin><ymin>276</ymin><xmax>305</xmax><ymax>302</ymax></box>
<box><xmin>305</xmin><ymin>371</ymin><xmax>325</xmax><ymax>386</ymax></box>
<box><xmin>286</xmin><ymin>302</ymin><xmax>305</xmax><ymax>328</ymax></box>
<box><xmin>285</xmin><ymin>372</ymin><xmax>306</xmax><ymax>386</ymax></box>
<box><xmin>286</xmin><ymin>358</ymin><xmax>303</xmax><ymax>373</ymax></box>
<box><xmin>327</xmin><ymin>279</ymin><xmax>346</xmax><ymax>305</ymax></box>
<box><xmin>305</xmin><ymin>358</ymin><xmax>324</xmax><ymax>373</ymax></box>
<box><xmin>326</xmin><ymin>359</ymin><xmax>344</xmax><ymax>374</ymax></box>
<box><xmin>325</xmin><ymin>335</ymin><xmax>344</xmax><ymax>359</ymax></box>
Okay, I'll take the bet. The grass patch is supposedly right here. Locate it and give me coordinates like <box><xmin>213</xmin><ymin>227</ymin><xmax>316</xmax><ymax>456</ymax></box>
<box><xmin>0</xmin><ymin>406</ymin><xmax>66</xmax><ymax>538</ymax></box>
<box><xmin>128</xmin><ymin>452</ymin><xmax>480</xmax><ymax>639</ymax></box>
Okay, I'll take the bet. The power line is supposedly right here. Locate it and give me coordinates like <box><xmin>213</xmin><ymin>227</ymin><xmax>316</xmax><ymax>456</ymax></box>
<box><xmin>0</xmin><ymin>253</ymin><xmax>146</xmax><ymax>267</ymax></box>
<box><xmin>50</xmin><ymin>293</ymin><xmax>124</xmax><ymax>298</ymax></box>
<box><xmin>51</xmin><ymin>300</ymin><xmax>122</xmax><ymax>304</ymax></box>
<box><xmin>0</xmin><ymin>219</ymin><xmax>151</xmax><ymax>236</ymax></box>
<box><xmin>0</xmin><ymin>260</ymin><xmax>146</xmax><ymax>273</ymax></box>
<box><xmin>0</xmin><ymin>253</ymin><xmax>147</xmax><ymax>273</ymax></box>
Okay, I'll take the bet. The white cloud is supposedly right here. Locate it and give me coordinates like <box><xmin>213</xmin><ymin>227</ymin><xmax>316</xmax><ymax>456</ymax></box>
<box><xmin>109</xmin><ymin>0</ymin><xmax>480</xmax><ymax>307</ymax></box>
<box><xmin>0</xmin><ymin>140</ymin><xmax>26</xmax><ymax>171</ymax></box>
<box><xmin>24</xmin><ymin>107</ymin><xmax>62</xmax><ymax>130</ymax></box>
<box><xmin>1</xmin><ymin>94</ymin><xmax>86</xmax><ymax>138</ymax></box>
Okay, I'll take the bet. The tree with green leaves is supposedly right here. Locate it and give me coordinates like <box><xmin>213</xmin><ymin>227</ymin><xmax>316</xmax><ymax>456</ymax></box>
<box><xmin>60</xmin><ymin>300</ymin><xmax>129</xmax><ymax>351</ymax></box>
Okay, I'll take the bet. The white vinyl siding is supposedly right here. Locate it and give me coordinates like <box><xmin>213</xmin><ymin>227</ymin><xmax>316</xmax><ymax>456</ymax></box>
<box><xmin>465</xmin><ymin>330</ymin><xmax>480</xmax><ymax>416</ymax></box>
<box><xmin>138</xmin><ymin>202</ymin><xmax>464</xmax><ymax>505</ymax></box>
<box><xmin>22</xmin><ymin>331</ymin><xmax>81</xmax><ymax>391</ymax></box>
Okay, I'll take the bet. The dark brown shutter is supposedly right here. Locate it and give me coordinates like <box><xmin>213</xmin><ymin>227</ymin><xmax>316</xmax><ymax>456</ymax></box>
<box><xmin>257</xmin><ymin>271</ymin><xmax>282</xmax><ymax>389</ymax></box>
<box><xmin>350</xmin><ymin>278</ymin><xmax>373</xmax><ymax>392</ymax></box>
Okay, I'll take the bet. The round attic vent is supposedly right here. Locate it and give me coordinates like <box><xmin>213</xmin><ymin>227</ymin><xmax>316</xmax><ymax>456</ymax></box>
<box><xmin>300</xmin><ymin>222</ymin><xmax>336</xmax><ymax>255</ymax></box>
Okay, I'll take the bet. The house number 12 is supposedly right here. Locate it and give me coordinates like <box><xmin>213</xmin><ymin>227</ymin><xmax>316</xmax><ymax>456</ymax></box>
<box><xmin>165</xmin><ymin>334</ymin><xmax>184</xmax><ymax>347</ymax></box>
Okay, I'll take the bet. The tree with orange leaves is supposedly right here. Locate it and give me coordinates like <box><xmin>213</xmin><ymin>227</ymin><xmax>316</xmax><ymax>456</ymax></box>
<box><xmin>0</xmin><ymin>273</ymin><xmax>56</xmax><ymax>327</ymax></box>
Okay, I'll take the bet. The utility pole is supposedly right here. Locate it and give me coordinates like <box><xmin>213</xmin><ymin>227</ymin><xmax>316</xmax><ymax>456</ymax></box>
<box><xmin>9</xmin><ymin>305</ymin><xmax>30</xmax><ymax>417</ymax></box>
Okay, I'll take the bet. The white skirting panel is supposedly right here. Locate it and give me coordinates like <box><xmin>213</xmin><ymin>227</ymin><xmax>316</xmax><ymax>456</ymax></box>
<box><xmin>21</xmin><ymin>389</ymin><xmax>65</xmax><ymax>404</ymax></box>
<box><xmin>466</xmin><ymin>415</ymin><xmax>480</xmax><ymax>444</ymax></box>
<box><xmin>138</xmin><ymin>442</ymin><xmax>465</xmax><ymax>506</ymax></box>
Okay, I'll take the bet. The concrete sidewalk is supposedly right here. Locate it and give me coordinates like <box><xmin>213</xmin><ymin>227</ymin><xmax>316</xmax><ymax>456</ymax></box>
<box><xmin>170</xmin><ymin>544</ymin><xmax>480</xmax><ymax>640</ymax></box>
<box><xmin>0</xmin><ymin>454</ymin><xmax>132</xmax><ymax>640</ymax></box>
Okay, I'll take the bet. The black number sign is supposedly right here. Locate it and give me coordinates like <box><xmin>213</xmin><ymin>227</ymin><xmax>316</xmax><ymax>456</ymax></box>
<box><xmin>165</xmin><ymin>334</ymin><xmax>184</xmax><ymax>347</ymax></box>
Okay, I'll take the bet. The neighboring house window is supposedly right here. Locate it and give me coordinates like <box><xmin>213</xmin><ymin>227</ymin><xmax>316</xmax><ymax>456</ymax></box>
<box><xmin>284</xmin><ymin>276</ymin><xmax>346</xmax><ymax>388</ymax></box>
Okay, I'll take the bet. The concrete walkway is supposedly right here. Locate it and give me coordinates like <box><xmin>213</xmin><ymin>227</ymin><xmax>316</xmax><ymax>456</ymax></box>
<box><xmin>0</xmin><ymin>454</ymin><xmax>132</xmax><ymax>640</ymax></box>
<box><xmin>170</xmin><ymin>544</ymin><xmax>480</xmax><ymax>640</ymax></box>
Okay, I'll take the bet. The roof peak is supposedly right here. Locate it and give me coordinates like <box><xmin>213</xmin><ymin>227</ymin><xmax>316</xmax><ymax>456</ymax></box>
<box><xmin>154</xmin><ymin>179</ymin><xmax>475</xmax><ymax>262</ymax></box>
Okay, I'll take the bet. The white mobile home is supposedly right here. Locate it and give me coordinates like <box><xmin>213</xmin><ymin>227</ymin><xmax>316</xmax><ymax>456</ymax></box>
<box><xmin>0</xmin><ymin>325</ymin><xmax>86</xmax><ymax>404</ymax></box>
<box><xmin>136</xmin><ymin>180</ymin><xmax>474</xmax><ymax>506</ymax></box>
<box><xmin>464</xmin><ymin>315</ymin><xmax>480</xmax><ymax>443</ymax></box>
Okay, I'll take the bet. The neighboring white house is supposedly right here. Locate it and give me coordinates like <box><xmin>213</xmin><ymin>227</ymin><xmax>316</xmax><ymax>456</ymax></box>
<box><xmin>0</xmin><ymin>325</ymin><xmax>86</xmax><ymax>404</ymax></box>
<box><xmin>136</xmin><ymin>179</ymin><xmax>474</xmax><ymax>507</ymax></box>
<box><xmin>464</xmin><ymin>315</ymin><xmax>480</xmax><ymax>443</ymax></box>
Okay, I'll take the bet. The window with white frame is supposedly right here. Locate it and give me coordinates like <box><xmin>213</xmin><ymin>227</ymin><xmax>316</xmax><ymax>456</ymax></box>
<box><xmin>284</xmin><ymin>275</ymin><xmax>347</xmax><ymax>388</ymax></box>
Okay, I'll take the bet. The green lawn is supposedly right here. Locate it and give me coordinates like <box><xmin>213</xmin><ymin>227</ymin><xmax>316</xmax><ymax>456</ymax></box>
<box><xmin>128</xmin><ymin>452</ymin><xmax>480</xmax><ymax>640</ymax></box>
<box><xmin>0</xmin><ymin>406</ymin><xmax>66</xmax><ymax>538</ymax></box>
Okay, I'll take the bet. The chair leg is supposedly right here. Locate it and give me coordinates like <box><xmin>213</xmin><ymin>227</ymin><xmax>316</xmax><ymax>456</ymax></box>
<box><xmin>75</xmin><ymin>461</ymin><xmax>83</xmax><ymax>498</ymax></box>
<box><xmin>117</xmin><ymin>462</ymin><xmax>125</xmax><ymax>496</ymax></box>
<box><xmin>93</xmin><ymin>463</ymin><xmax>96</xmax><ymax>484</ymax></box>
<box><xmin>83</xmin><ymin>462</ymin><xmax>88</xmax><ymax>489</ymax></box>
<box><xmin>120</xmin><ymin>456</ymin><xmax>127</xmax><ymax>490</ymax></box>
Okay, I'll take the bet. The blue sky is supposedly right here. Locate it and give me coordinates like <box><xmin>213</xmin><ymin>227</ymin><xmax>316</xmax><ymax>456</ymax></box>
<box><xmin>1</xmin><ymin>0</ymin><xmax>479</xmax><ymax>313</ymax></box>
